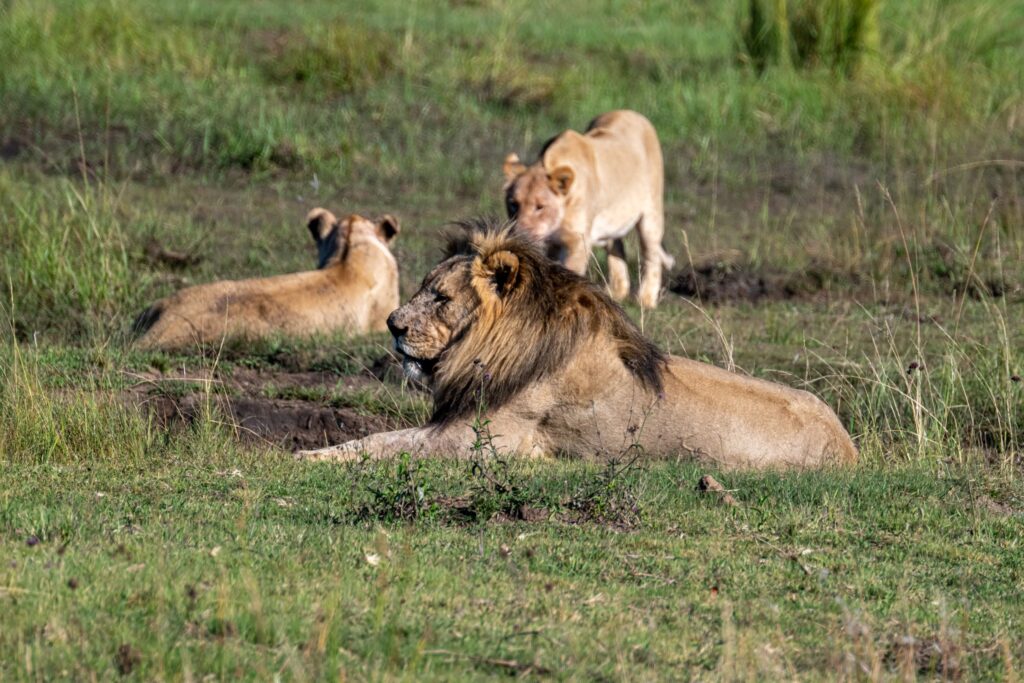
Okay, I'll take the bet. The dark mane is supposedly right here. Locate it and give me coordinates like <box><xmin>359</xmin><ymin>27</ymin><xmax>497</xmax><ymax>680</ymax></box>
<box><xmin>441</xmin><ymin>216</ymin><xmax>501</xmax><ymax>259</ymax></box>
<box><xmin>430</xmin><ymin>217</ymin><xmax>667</xmax><ymax>427</ymax></box>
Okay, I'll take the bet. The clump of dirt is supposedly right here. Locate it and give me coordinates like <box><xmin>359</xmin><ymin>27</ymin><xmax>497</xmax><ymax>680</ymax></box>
<box><xmin>976</xmin><ymin>494</ymin><xmax>1020</xmax><ymax>518</ymax></box>
<box><xmin>143</xmin><ymin>237</ymin><xmax>202</xmax><ymax>270</ymax></box>
<box><xmin>669</xmin><ymin>250</ymin><xmax>846</xmax><ymax>304</ymax></box>
<box><xmin>128</xmin><ymin>367</ymin><xmax>394</xmax><ymax>451</ymax></box>
<box><xmin>115</xmin><ymin>643</ymin><xmax>142</xmax><ymax>676</ymax></box>
<box><xmin>884</xmin><ymin>635</ymin><xmax>961</xmax><ymax>680</ymax></box>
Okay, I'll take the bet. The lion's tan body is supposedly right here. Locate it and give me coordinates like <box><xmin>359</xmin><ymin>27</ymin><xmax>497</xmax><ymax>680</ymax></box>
<box><xmin>503</xmin><ymin>109</ymin><xmax>673</xmax><ymax>308</ymax></box>
<box><xmin>298</xmin><ymin>223</ymin><xmax>856</xmax><ymax>469</ymax></box>
<box><xmin>134</xmin><ymin>210</ymin><xmax>400</xmax><ymax>351</ymax></box>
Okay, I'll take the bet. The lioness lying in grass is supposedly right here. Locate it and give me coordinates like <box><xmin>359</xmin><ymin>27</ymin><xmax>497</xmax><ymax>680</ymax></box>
<box><xmin>133</xmin><ymin>209</ymin><xmax>400</xmax><ymax>351</ymax></box>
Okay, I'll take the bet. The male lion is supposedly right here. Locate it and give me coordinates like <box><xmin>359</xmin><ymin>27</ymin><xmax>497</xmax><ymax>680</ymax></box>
<box><xmin>297</xmin><ymin>220</ymin><xmax>856</xmax><ymax>469</ymax></box>
<box><xmin>502</xmin><ymin>109</ymin><xmax>674</xmax><ymax>309</ymax></box>
<box><xmin>133</xmin><ymin>209</ymin><xmax>400</xmax><ymax>351</ymax></box>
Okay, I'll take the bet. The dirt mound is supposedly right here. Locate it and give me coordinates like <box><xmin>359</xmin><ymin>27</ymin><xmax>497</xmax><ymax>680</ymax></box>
<box><xmin>128</xmin><ymin>367</ymin><xmax>394</xmax><ymax>450</ymax></box>
<box><xmin>669</xmin><ymin>251</ymin><xmax>841</xmax><ymax>304</ymax></box>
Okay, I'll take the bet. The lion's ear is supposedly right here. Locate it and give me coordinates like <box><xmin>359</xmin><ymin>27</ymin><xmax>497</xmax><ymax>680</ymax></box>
<box><xmin>375</xmin><ymin>214</ymin><xmax>400</xmax><ymax>244</ymax></box>
<box><xmin>306</xmin><ymin>208</ymin><xmax>337</xmax><ymax>243</ymax></box>
<box><xmin>548</xmin><ymin>166</ymin><xmax>575</xmax><ymax>195</ymax></box>
<box><xmin>503</xmin><ymin>153</ymin><xmax>526</xmax><ymax>182</ymax></box>
<box><xmin>474</xmin><ymin>250</ymin><xmax>521</xmax><ymax>299</ymax></box>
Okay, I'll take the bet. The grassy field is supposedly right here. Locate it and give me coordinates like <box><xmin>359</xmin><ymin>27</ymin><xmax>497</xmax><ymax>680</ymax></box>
<box><xmin>1</xmin><ymin>0</ymin><xmax>1023</xmax><ymax>679</ymax></box>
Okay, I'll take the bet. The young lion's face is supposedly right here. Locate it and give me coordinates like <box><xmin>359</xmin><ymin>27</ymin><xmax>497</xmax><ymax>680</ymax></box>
<box><xmin>386</xmin><ymin>257</ymin><xmax>479</xmax><ymax>383</ymax></box>
<box><xmin>504</xmin><ymin>167</ymin><xmax>567</xmax><ymax>242</ymax></box>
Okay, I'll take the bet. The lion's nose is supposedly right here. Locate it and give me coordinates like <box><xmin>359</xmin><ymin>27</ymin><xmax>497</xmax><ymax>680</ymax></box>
<box><xmin>386</xmin><ymin>311</ymin><xmax>406</xmax><ymax>338</ymax></box>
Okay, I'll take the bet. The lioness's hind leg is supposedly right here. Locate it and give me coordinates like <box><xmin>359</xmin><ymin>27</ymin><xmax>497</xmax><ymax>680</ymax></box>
<box><xmin>637</xmin><ymin>208</ymin><xmax>669</xmax><ymax>309</ymax></box>
<box><xmin>606</xmin><ymin>238</ymin><xmax>630</xmax><ymax>301</ymax></box>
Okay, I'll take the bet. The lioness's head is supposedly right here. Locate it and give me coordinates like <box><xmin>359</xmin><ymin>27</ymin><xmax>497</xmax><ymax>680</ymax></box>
<box><xmin>502</xmin><ymin>153</ymin><xmax>575</xmax><ymax>242</ymax></box>
<box><xmin>387</xmin><ymin>218</ymin><xmax>665</xmax><ymax>425</ymax></box>
<box><xmin>306</xmin><ymin>208</ymin><xmax>400</xmax><ymax>269</ymax></box>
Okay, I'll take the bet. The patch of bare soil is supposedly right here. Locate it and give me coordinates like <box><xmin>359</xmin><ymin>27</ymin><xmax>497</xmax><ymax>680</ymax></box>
<box><xmin>128</xmin><ymin>367</ymin><xmax>394</xmax><ymax>451</ymax></box>
<box><xmin>669</xmin><ymin>250</ymin><xmax>848</xmax><ymax>304</ymax></box>
<box><xmin>975</xmin><ymin>495</ymin><xmax>1020</xmax><ymax>518</ymax></box>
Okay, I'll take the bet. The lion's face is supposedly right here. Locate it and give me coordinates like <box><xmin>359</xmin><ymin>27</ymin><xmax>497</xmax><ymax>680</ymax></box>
<box><xmin>386</xmin><ymin>256</ymin><xmax>478</xmax><ymax>383</ymax></box>
<box><xmin>502</xmin><ymin>157</ymin><xmax>576</xmax><ymax>243</ymax></box>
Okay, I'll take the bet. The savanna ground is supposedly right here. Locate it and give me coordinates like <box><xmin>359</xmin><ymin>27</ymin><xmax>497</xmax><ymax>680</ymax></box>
<box><xmin>1</xmin><ymin>0</ymin><xmax>1022</xmax><ymax>679</ymax></box>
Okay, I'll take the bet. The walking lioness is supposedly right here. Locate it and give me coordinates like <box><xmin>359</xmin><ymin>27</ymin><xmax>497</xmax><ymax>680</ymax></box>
<box><xmin>298</xmin><ymin>220</ymin><xmax>856</xmax><ymax>468</ymax></box>
<box><xmin>502</xmin><ymin>109</ymin><xmax>674</xmax><ymax>308</ymax></box>
<box><xmin>133</xmin><ymin>209</ymin><xmax>400</xmax><ymax>350</ymax></box>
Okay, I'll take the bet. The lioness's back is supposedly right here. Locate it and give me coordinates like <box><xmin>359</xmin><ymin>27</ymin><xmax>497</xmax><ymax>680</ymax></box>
<box><xmin>132</xmin><ymin>210</ymin><xmax>400</xmax><ymax>351</ymax></box>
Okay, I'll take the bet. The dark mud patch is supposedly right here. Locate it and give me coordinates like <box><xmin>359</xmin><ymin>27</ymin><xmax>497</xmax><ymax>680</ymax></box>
<box><xmin>128</xmin><ymin>367</ymin><xmax>397</xmax><ymax>450</ymax></box>
<box><xmin>669</xmin><ymin>250</ymin><xmax>852</xmax><ymax>304</ymax></box>
<box><xmin>143</xmin><ymin>393</ymin><xmax>387</xmax><ymax>450</ymax></box>
<box><xmin>228</xmin><ymin>367</ymin><xmax>376</xmax><ymax>395</ymax></box>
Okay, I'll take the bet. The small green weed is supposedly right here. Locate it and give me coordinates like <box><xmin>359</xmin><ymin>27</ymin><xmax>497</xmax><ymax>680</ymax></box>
<box><xmin>352</xmin><ymin>453</ymin><xmax>439</xmax><ymax>523</ymax></box>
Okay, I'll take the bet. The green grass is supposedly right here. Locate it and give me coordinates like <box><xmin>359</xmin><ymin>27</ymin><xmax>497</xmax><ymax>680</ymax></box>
<box><xmin>2</xmin><ymin>0</ymin><xmax>1021</xmax><ymax>179</ymax></box>
<box><xmin>1</xmin><ymin>0</ymin><xmax>1023</xmax><ymax>678</ymax></box>
<box><xmin>2</xmin><ymin>450</ymin><xmax>1022</xmax><ymax>680</ymax></box>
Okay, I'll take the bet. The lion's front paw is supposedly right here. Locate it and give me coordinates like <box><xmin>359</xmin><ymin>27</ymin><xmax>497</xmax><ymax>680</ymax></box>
<box><xmin>294</xmin><ymin>443</ymin><xmax>363</xmax><ymax>463</ymax></box>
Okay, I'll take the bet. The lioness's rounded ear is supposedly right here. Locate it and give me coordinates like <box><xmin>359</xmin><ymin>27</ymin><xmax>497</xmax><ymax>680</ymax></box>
<box><xmin>306</xmin><ymin>207</ymin><xmax>337</xmax><ymax>242</ymax></box>
<box><xmin>376</xmin><ymin>214</ymin><xmax>400</xmax><ymax>243</ymax></box>
<box><xmin>548</xmin><ymin>166</ymin><xmax>575</xmax><ymax>195</ymax></box>
<box><xmin>474</xmin><ymin>250</ymin><xmax>521</xmax><ymax>299</ymax></box>
<box><xmin>503</xmin><ymin>153</ymin><xmax>526</xmax><ymax>182</ymax></box>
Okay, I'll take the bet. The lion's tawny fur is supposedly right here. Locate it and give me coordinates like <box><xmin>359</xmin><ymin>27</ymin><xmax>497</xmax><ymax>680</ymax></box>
<box><xmin>298</xmin><ymin>219</ymin><xmax>857</xmax><ymax>469</ymax></box>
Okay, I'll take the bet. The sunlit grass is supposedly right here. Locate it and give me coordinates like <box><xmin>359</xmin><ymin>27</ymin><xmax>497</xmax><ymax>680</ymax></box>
<box><xmin>0</xmin><ymin>0</ymin><xmax>1022</xmax><ymax>678</ymax></box>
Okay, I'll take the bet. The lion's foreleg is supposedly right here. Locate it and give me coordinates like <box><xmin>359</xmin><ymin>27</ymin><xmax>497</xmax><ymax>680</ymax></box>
<box><xmin>294</xmin><ymin>426</ymin><xmax>470</xmax><ymax>463</ymax></box>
